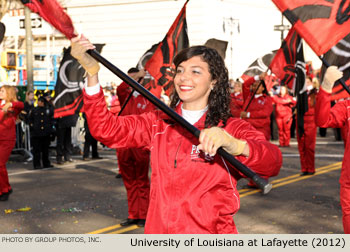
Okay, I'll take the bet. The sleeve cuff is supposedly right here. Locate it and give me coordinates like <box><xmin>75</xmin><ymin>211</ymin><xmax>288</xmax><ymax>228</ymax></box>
<box><xmin>84</xmin><ymin>82</ymin><xmax>101</xmax><ymax>96</ymax></box>
<box><xmin>254</xmin><ymin>75</ymin><xmax>260</xmax><ymax>81</ymax></box>
<box><xmin>247</xmin><ymin>112</ymin><xmax>250</xmax><ymax>118</ymax></box>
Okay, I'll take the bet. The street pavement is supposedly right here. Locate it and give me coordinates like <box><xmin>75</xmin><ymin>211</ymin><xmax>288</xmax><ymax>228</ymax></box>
<box><xmin>0</xmin><ymin>131</ymin><xmax>345</xmax><ymax>234</ymax></box>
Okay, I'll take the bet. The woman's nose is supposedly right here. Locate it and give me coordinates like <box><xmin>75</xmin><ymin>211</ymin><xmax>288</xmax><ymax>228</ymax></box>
<box><xmin>179</xmin><ymin>71</ymin><xmax>189</xmax><ymax>82</ymax></box>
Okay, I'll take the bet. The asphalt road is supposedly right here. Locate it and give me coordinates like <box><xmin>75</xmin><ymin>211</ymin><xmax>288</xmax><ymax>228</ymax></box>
<box><xmin>0</xmin><ymin>132</ymin><xmax>345</xmax><ymax>234</ymax></box>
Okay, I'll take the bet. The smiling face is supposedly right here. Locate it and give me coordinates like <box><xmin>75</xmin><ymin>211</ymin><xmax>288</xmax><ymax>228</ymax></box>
<box><xmin>174</xmin><ymin>56</ymin><xmax>215</xmax><ymax>110</ymax></box>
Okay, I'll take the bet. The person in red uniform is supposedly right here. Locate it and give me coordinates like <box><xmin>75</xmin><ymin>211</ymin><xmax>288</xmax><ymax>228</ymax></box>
<box><xmin>71</xmin><ymin>35</ymin><xmax>282</xmax><ymax>234</ymax></box>
<box><xmin>239</xmin><ymin>74</ymin><xmax>277</xmax><ymax>187</ymax></box>
<box><xmin>230</xmin><ymin>79</ymin><xmax>243</xmax><ymax>118</ymax></box>
<box><xmin>116</xmin><ymin>68</ymin><xmax>146</xmax><ymax>107</ymax></box>
<box><xmin>272</xmin><ymin>85</ymin><xmax>296</xmax><ymax>147</ymax></box>
<box><xmin>297</xmin><ymin>76</ymin><xmax>317</xmax><ymax>176</ymax></box>
<box><xmin>240</xmin><ymin>74</ymin><xmax>273</xmax><ymax>141</ymax></box>
<box><xmin>315</xmin><ymin>66</ymin><xmax>350</xmax><ymax>233</ymax></box>
<box><xmin>116</xmin><ymin>68</ymin><xmax>153</xmax><ymax>227</ymax></box>
<box><xmin>0</xmin><ymin>85</ymin><xmax>24</xmax><ymax>201</ymax></box>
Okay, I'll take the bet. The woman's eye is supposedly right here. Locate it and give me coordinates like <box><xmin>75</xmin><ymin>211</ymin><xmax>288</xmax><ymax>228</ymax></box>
<box><xmin>176</xmin><ymin>69</ymin><xmax>183</xmax><ymax>74</ymax></box>
<box><xmin>193</xmin><ymin>70</ymin><xmax>201</xmax><ymax>74</ymax></box>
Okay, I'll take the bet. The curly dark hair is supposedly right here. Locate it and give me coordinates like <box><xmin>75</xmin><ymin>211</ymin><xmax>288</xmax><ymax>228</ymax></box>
<box><xmin>169</xmin><ymin>46</ymin><xmax>231</xmax><ymax>128</ymax></box>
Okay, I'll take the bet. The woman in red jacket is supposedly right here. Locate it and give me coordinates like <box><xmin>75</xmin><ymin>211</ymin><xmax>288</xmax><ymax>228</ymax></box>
<box><xmin>315</xmin><ymin>66</ymin><xmax>350</xmax><ymax>233</ymax></box>
<box><xmin>0</xmin><ymin>85</ymin><xmax>24</xmax><ymax>201</ymax></box>
<box><xmin>272</xmin><ymin>85</ymin><xmax>296</xmax><ymax>147</ymax></box>
<box><xmin>71</xmin><ymin>35</ymin><xmax>282</xmax><ymax>234</ymax></box>
<box><xmin>297</xmin><ymin>76</ymin><xmax>317</xmax><ymax>176</ymax></box>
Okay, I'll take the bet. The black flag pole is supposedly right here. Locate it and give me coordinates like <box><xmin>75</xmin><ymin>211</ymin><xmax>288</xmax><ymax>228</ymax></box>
<box><xmin>118</xmin><ymin>90</ymin><xmax>135</xmax><ymax>116</ymax></box>
<box><xmin>319</xmin><ymin>56</ymin><xmax>350</xmax><ymax>95</ymax></box>
<box><xmin>118</xmin><ymin>77</ymin><xmax>144</xmax><ymax>116</ymax></box>
<box><xmin>87</xmin><ymin>49</ymin><xmax>272</xmax><ymax>194</ymax></box>
<box><xmin>243</xmin><ymin>81</ymin><xmax>262</xmax><ymax>112</ymax></box>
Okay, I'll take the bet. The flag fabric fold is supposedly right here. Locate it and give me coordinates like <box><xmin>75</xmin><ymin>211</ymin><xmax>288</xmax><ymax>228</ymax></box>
<box><xmin>294</xmin><ymin>39</ymin><xmax>308</xmax><ymax>137</ymax></box>
<box><xmin>241</xmin><ymin>51</ymin><xmax>277</xmax><ymax>91</ymax></box>
<box><xmin>53</xmin><ymin>44</ymin><xmax>104</xmax><ymax>118</ymax></box>
<box><xmin>320</xmin><ymin>33</ymin><xmax>350</xmax><ymax>101</ymax></box>
<box><xmin>241</xmin><ymin>51</ymin><xmax>277</xmax><ymax>82</ymax></box>
<box><xmin>143</xmin><ymin>1</ymin><xmax>189</xmax><ymax>97</ymax></box>
<box><xmin>52</xmin><ymin>47</ymin><xmax>85</xmax><ymax>118</ymax></box>
<box><xmin>272</xmin><ymin>0</ymin><xmax>350</xmax><ymax>56</ymax></box>
<box><xmin>269</xmin><ymin>27</ymin><xmax>301</xmax><ymax>90</ymax></box>
<box><xmin>20</xmin><ymin>0</ymin><xmax>75</xmax><ymax>39</ymax></box>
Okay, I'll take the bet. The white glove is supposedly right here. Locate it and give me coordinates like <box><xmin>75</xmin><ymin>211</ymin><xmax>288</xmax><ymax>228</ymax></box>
<box><xmin>322</xmin><ymin>66</ymin><xmax>343</xmax><ymax>93</ymax></box>
<box><xmin>71</xmin><ymin>35</ymin><xmax>100</xmax><ymax>76</ymax></box>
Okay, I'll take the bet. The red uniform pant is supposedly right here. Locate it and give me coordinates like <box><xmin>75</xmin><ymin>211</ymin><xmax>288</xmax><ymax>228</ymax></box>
<box><xmin>0</xmin><ymin>140</ymin><xmax>15</xmax><ymax>196</ymax></box>
<box><xmin>276</xmin><ymin>115</ymin><xmax>292</xmax><ymax>147</ymax></box>
<box><xmin>297</xmin><ymin>117</ymin><xmax>316</xmax><ymax>173</ymax></box>
<box><xmin>341</xmin><ymin>185</ymin><xmax>350</xmax><ymax>233</ymax></box>
<box><xmin>117</xmin><ymin>148</ymin><xmax>150</xmax><ymax>219</ymax></box>
<box><xmin>341</xmin><ymin>126</ymin><xmax>348</xmax><ymax>147</ymax></box>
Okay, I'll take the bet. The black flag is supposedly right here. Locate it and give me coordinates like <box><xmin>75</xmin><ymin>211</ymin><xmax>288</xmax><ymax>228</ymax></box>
<box><xmin>295</xmin><ymin>39</ymin><xmax>308</xmax><ymax>137</ymax></box>
<box><xmin>53</xmin><ymin>44</ymin><xmax>104</xmax><ymax>118</ymax></box>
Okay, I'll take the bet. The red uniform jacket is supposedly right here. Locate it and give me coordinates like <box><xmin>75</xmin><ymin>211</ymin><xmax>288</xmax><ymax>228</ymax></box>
<box><xmin>121</xmin><ymin>92</ymin><xmax>154</xmax><ymax>116</ymax></box>
<box><xmin>230</xmin><ymin>92</ymin><xmax>243</xmax><ymax>118</ymax></box>
<box><xmin>242</xmin><ymin>77</ymin><xmax>273</xmax><ymax>140</ymax></box>
<box><xmin>110</xmin><ymin>96</ymin><xmax>121</xmax><ymax>115</ymax></box>
<box><xmin>83</xmin><ymin>89</ymin><xmax>282</xmax><ymax>234</ymax></box>
<box><xmin>272</xmin><ymin>94</ymin><xmax>296</xmax><ymax>118</ymax></box>
<box><xmin>316</xmin><ymin>88</ymin><xmax>350</xmax><ymax>187</ymax></box>
<box><xmin>117</xmin><ymin>81</ymin><xmax>131</xmax><ymax>106</ymax></box>
<box><xmin>0</xmin><ymin>101</ymin><xmax>24</xmax><ymax>141</ymax></box>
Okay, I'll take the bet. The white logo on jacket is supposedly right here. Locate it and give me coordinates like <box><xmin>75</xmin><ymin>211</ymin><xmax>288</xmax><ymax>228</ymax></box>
<box><xmin>257</xmin><ymin>99</ymin><xmax>265</xmax><ymax>105</ymax></box>
<box><xmin>191</xmin><ymin>145</ymin><xmax>214</xmax><ymax>162</ymax></box>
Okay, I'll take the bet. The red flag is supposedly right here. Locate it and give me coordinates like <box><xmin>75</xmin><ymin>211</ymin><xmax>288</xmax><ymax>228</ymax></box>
<box><xmin>20</xmin><ymin>0</ymin><xmax>75</xmax><ymax>39</ymax></box>
<box><xmin>272</xmin><ymin>0</ymin><xmax>350</xmax><ymax>55</ymax></box>
<box><xmin>144</xmin><ymin>1</ymin><xmax>189</xmax><ymax>97</ymax></box>
<box><xmin>269</xmin><ymin>27</ymin><xmax>301</xmax><ymax>89</ymax></box>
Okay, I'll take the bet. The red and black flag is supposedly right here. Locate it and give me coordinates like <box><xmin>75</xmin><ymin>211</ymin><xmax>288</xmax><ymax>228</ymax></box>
<box><xmin>20</xmin><ymin>0</ymin><xmax>75</xmax><ymax>39</ymax></box>
<box><xmin>53</xmin><ymin>44</ymin><xmax>104</xmax><ymax>118</ymax></box>
<box><xmin>143</xmin><ymin>0</ymin><xmax>189</xmax><ymax>97</ymax></box>
<box><xmin>320</xmin><ymin>33</ymin><xmax>350</xmax><ymax>101</ymax></box>
<box><xmin>269</xmin><ymin>27</ymin><xmax>301</xmax><ymax>90</ymax></box>
<box><xmin>52</xmin><ymin>46</ymin><xmax>84</xmax><ymax>118</ymax></box>
<box><xmin>271</xmin><ymin>0</ymin><xmax>350</xmax><ymax>56</ymax></box>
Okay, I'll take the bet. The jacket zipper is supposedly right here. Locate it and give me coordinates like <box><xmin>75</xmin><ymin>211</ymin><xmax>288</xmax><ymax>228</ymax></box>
<box><xmin>174</xmin><ymin>138</ymin><xmax>183</xmax><ymax>168</ymax></box>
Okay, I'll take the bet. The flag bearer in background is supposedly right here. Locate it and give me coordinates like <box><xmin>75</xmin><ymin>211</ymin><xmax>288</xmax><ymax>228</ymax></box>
<box><xmin>240</xmin><ymin>73</ymin><xmax>273</xmax><ymax>141</ymax></box>
<box><xmin>297</xmin><ymin>76</ymin><xmax>317</xmax><ymax>176</ymax></box>
<box><xmin>271</xmin><ymin>85</ymin><xmax>296</xmax><ymax>147</ymax></box>
<box><xmin>116</xmin><ymin>68</ymin><xmax>152</xmax><ymax>228</ymax></box>
<box><xmin>240</xmin><ymin>74</ymin><xmax>278</xmax><ymax>188</ymax></box>
<box><xmin>315</xmin><ymin>66</ymin><xmax>350</xmax><ymax>233</ymax></box>
<box><xmin>70</xmin><ymin>35</ymin><xmax>282</xmax><ymax>233</ymax></box>
<box><xmin>0</xmin><ymin>85</ymin><xmax>24</xmax><ymax>201</ymax></box>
